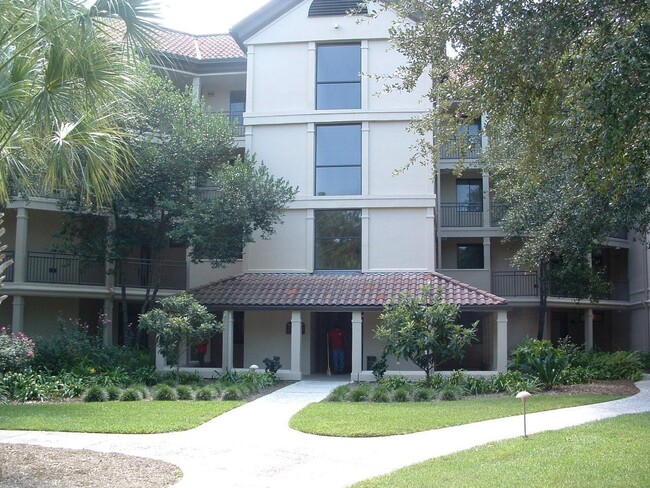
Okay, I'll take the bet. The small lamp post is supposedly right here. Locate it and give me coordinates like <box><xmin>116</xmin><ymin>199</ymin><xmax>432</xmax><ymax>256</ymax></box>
<box><xmin>516</xmin><ymin>391</ymin><xmax>532</xmax><ymax>437</ymax></box>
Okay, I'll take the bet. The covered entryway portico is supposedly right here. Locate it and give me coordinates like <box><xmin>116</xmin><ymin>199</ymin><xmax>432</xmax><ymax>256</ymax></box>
<box><xmin>188</xmin><ymin>272</ymin><xmax>508</xmax><ymax>381</ymax></box>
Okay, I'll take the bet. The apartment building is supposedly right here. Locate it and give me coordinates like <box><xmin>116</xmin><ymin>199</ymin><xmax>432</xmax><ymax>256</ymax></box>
<box><xmin>2</xmin><ymin>0</ymin><xmax>648</xmax><ymax>380</ymax></box>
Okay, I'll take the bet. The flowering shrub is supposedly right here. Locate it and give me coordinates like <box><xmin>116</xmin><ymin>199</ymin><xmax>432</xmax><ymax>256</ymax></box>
<box><xmin>0</xmin><ymin>327</ymin><xmax>35</xmax><ymax>373</ymax></box>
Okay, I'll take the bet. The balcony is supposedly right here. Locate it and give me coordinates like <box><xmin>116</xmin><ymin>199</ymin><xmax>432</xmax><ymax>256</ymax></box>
<box><xmin>221</xmin><ymin>111</ymin><xmax>245</xmax><ymax>137</ymax></box>
<box><xmin>3</xmin><ymin>251</ymin><xmax>14</xmax><ymax>282</ymax></box>
<box><xmin>116</xmin><ymin>258</ymin><xmax>186</xmax><ymax>290</ymax></box>
<box><xmin>440</xmin><ymin>136</ymin><xmax>481</xmax><ymax>160</ymax></box>
<box><xmin>440</xmin><ymin>203</ymin><xmax>483</xmax><ymax>227</ymax></box>
<box><xmin>27</xmin><ymin>252</ymin><xmax>105</xmax><ymax>285</ymax></box>
<box><xmin>491</xmin><ymin>271</ymin><xmax>538</xmax><ymax>297</ymax></box>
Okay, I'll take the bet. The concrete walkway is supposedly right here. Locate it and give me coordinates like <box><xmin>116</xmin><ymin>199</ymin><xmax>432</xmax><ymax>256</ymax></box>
<box><xmin>1</xmin><ymin>379</ymin><xmax>649</xmax><ymax>487</ymax></box>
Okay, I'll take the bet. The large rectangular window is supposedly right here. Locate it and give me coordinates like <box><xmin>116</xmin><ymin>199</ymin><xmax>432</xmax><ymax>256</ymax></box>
<box><xmin>315</xmin><ymin>210</ymin><xmax>361</xmax><ymax>271</ymax></box>
<box><xmin>315</xmin><ymin>124</ymin><xmax>361</xmax><ymax>196</ymax></box>
<box><xmin>457</xmin><ymin>244</ymin><xmax>484</xmax><ymax>269</ymax></box>
<box><xmin>316</xmin><ymin>44</ymin><xmax>361</xmax><ymax>110</ymax></box>
<box><xmin>456</xmin><ymin>179</ymin><xmax>483</xmax><ymax>212</ymax></box>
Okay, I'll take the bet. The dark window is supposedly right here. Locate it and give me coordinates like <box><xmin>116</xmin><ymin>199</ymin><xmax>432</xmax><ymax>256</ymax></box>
<box><xmin>315</xmin><ymin>124</ymin><xmax>361</xmax><ymax>195</ymax></box>
<box><xmin>316</xmin><ymin>44</ymin><xmax>361</xmax><ymax>109</ymax></box>
<box><xmin>457</xmin><ymin>244</ymin><xmax>484</xmax><ymax>269</ymax></box>
<box><xmin>315</xmin><ymin>210</ymin><xmax>361</xmax><ymax>270</ymax></box>
<box><xmin>456</xmin><ymin>179</ymin><xmax>483</xmax><ymax>212</ymax></box>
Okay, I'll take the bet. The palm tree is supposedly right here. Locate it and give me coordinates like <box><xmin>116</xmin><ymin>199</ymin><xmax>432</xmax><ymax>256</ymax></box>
<box><xmin>0</xmin><ymin>0</ymin><xmax>160</xmax><ymax>206</ymax></box>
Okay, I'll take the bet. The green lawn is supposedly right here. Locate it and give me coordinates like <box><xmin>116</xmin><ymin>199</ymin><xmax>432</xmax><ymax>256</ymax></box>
<box><xmin>355</xmin><ymin>412</ymin><xmax>650</xmax><ymax>487</ymax></box>
<box><xmin>0</xmin><ymin>401</ymin><xmax>243</xmax><ymax>434</ymax></box>
<box><xmin>289</xmin><ymin>395</ymin><xmax>624</xmax><ymax>437</ymax></box>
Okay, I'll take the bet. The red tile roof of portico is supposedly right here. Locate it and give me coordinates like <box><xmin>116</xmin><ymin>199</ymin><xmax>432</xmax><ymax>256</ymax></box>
<box><xmin>153</xmin><ymin>30</ymin><xmax>244</xmax><ymax>61</ymax></box>
<box><xmin>189</xmin><ymin>272</ymin><xmax>507</xmax><ymax>310</ymax></box>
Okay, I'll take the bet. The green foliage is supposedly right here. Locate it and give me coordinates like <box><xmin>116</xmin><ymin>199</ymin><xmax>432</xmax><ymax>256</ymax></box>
<box><xmin>139</xmin><ymin>293</ymin><xmax>221</xmax><ymax>376</ymax></box>
<box><xmin>153</xmin><ymin>384</ymin><xmax>178</xmax><ymax>401</ymax></box>
<box><xmin>640</xmin><ymin>351</ymin><xmax>650</xmax><ymax>371</ymax></box>
<box><xmin>175</xmin><ymin>385</ymin><xmax>194</xmax><ymax>400</ymax></box>
<box><xmin>393</xmin><ymin>386</ymin><xmax>412</xmax><ymax>402</ymax></box>
<box><xmin>263</xmin><ymin>356</ymin><xmax>282</xmax><ymax>374</ymax></box>
<box><xmin>214</xmin><ymin>368</ymin><xmax>240</xmax><ymax>384</ymax></box>
<box><xmin>371</xmin><ymin>353</ymin><xmax>388</xmax><ymax>380</ymax></box>
<box><xmin>438</xmin><ymin>384</ymin><xmax>463</xmax><ymax>401</ymax></box>
<box><xmin>222</xmin><ymin>385</ymin><xmax>243</xmax><ymax>401</ymax></box>
<box><xmin>519</xmin><ymin>355</ymin><xmax>569</xmax><ymax>390</ymax></box>
<box><xmin>413</xmin><ymin>388</ymin><xmax>432</xmax><ymax>401</ymax></box>
<box><xmin>376</xmin><ymin>288</ymin><xmax>477</xmax><ymax>377</ymax></box>
<box><xmin>579</xmin><ymin>350</ymin><xmax>644</xmax><ymax>381</ymax></box>
<box><xmin>0</xmin><ymin>327</ymin><xmax>34</xmax><ymax>373</ymax></box>
<box><xmin>379</xmin><ymin>376</ymin><xmax>412</xmax><ymax>390</ymax></box>
<box><xmin>195</xmin><ymin>386</ymin><xmax>215</xmax><ymax>401</ymax></box>
<box><xmin>348</xmin><ymin>384</ymin><xmax>372</xmax><ymax>402</ymax></box>
<box><xmin>326</xmin><ymin>385</ymin><xmax>350</xmax><ymax>402</ymax></box>
<box><xmin>370</xmin><ymin>387</ymin><xmax>390</xmax><ymax>402</ymax></box>
<box><xmin>120</xmin><ymin>388</ymin><xmax>143</xmax><ymax>402</ymax></box>
<box><xmin>106</xmin><ymin>385</ymin><xmax>122</xmax><ymax>401</ymax></box>
<box><xmin>382</xmin><ymin>0</ymin><xmax>650</xmax><ymax>315</ymax></box>
<box><xmin>83</xmin><ymin>385</ymin><xmax>107</xmax><ymax>403</ymax></box>
<box><xmin>0</xmin><ymin>370</ymin><xmax>56</xmax><ymax>402</ymax></box>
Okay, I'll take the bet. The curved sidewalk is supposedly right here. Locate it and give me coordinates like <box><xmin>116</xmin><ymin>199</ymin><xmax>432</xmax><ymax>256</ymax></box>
<box><xmin>1</xmin><ymin>379</ymin><xmax>649</xmax><ymax>487</ymax></box>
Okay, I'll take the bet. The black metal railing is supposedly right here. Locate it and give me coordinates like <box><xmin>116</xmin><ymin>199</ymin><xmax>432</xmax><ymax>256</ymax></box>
<box><xmin>440</xmin><ymin>136</ymin><xmax>481</xmax><ymax>160</ymax></box>
<box><xmin>2</xmin><ymin>251</ymin><xmax>14</xmax><ymax>282</ymax></box>
<box><xmin>27</xmin><ymin>252</ymin><xmax>105</xmax><ymax>285</ymax></box>
<box><xmin>440</xmin><ymin>203</ymin><xmax>483</xmax><ymax>227</ymax></box>
<box><xmin>491</xmin><ymin>271</ymin><xmax>539</xmax><ymax>297</ymax></box>
<box><xmin>116</xmin><ymin>258</ymin><xmax>186</xmax><ymax>290</ymax></box>
<box><xmin>226</xmin><ymin>111</ymin><xmax>245</xmax><ymax>137</ymax></box>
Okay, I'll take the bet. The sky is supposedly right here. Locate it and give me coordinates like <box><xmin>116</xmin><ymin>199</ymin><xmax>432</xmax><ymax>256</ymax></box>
<box><xmin>157</xmin><ymin>0</ymin><xmax>272</xmax><ymax>34</ymax></box>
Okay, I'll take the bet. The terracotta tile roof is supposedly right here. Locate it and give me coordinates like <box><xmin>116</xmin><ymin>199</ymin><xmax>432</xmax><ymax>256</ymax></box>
<box><xmin>189</xmin><ymin>272</ymin><xmax>507</xmax><ymax>310</ymax></box>
<box><xmin>153</xmin><ymin>30</ymin><xmax>244</xmax><ymax>61</ymax></box>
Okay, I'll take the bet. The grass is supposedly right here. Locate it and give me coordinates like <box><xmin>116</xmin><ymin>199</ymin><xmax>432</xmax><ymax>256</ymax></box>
<box><xmin>0</xmin><ymin>401</ymin><xmax>244</xmax><ymax>434</ymax></box>
<box><xmin>354</xmin><ymin>413</ymin><xmax>650</xmax><ymax>487</ymax></box>
<box><xmin>289</xmin><ymin>394</ymin><xmax>624</xmax><ymax>437</ymax></box>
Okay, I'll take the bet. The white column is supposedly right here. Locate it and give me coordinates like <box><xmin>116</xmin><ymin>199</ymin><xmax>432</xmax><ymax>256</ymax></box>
<box><xmin>361</xmin><ymin>40</ymin><xmax>369</xmax><ymax>111</ymax></box>
<box><xmin>306</xmin><ymin>210</ymin><xmax>315</xmax><ymax>272</ymax></box>
<box><xmin>307</xmin><ymin>42</ymin><xmax>316</xmax><ymax>109</ymax></box>
<box><xmin>11</xmin><ymin>296</ymin><xmax>24</xmax><ymax>334</ymax></box>
<box><xmin>425</xmin><ymin>207</ymin><xmax>435</xmax><ymax>272</ymax></box>
<box><xmin>483</xmin><ymin>237</ymin><xmax>491</xmax><ymax>274</ymax></box>
<box><xmin>496</xmin><ymin>310</ymin><xmax>508</xmax><ymax>372</ymax></box>
<box><xmin>191</xmin><ymin>76</ymin><xmax>201</xmax><ymax>102</ymax></box>
<box><xmin>361</xmin><ymin>209</ymin><xmax>370</xmax><ymax>272</ymax></box>
<box><xmin>14</xmin><ymin>207</ymin><xmax>28</xmax><ymax>283</ymax></box>
<box><xmin>222</xmin><ymin>310</ymin><xmax>234</xmax><ymax>369</ymax></box>
<box><xmin>291</xmin><ymin>311</ymin><xmax>302</xmax><ymax>378</ymax></box>
<box><xmin>307</xmin><ymin>123</ymin><xmax>315</xmax><ymax>197</ymax></box>
<box><xmin>351</xmin><ymin>312</ymin><xmax>363</xmax><ymax>380</ymax></box>
<box><xmin>482</xmin><ymin>172</ymin><xmax>491</xmax><ymax>228</ymax></box>
<box><xmin>361</xmin><ymin>122</ymin><xmax>370</xmax><ymax>195</ymax></box>
<box><xmin>584</xmin><ymin>308</ymin><xmax>594</xmax><ymax>351</ymax></box>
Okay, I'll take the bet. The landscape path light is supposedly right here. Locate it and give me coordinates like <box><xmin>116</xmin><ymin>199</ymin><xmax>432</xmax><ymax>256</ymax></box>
<box><xmin>516</xmin><ymin>390</ymin><xmax>532</xmax><ymax>438</ymax></box>
<box><xmin>249</xmin><ymin>364</ymin><xmax>259</xmax><ymax>373</ymax></box>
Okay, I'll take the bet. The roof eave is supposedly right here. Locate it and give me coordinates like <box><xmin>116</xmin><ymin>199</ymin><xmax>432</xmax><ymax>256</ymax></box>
<box><xmin>230</xmin><ymin>0</ymin><xmax>304</xmax><ymax>49</ymax></box>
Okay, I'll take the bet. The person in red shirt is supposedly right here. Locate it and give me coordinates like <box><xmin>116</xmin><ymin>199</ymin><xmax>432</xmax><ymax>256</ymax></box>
<box><xmin>197</xmin><ymin>341</ymin><xmax>208</xmax><ymax>367</ymax></box>
<box><xmin>328</xmin><ymin>327</ymin><xmax>345</xmax><ymax>374</ymax></box>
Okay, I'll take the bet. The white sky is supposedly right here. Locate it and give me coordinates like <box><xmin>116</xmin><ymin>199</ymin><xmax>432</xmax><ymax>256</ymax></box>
<box><xmin>157</xmin><ymin>0</ymin><xmax>272</xmax><ymax>34</ymax></box>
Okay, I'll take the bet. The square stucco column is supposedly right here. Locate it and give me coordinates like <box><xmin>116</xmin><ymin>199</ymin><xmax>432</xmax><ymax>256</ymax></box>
<box><xmin>102</xmin><ymin>297</ymin><xmax>113</xmax><ymax>346</ymax></box>
<box><xmin>584</xmin><ymin>308</ymin><xmax>594</xmax><ymax>351</ymax></box>
<box><xmin>290</xmin><ymin>311</ymin><xmax>303</xmax><ymax>380</ymax></box>
<box><xmin>155</xmin><ymin>342</ymin><xmax>166</xmax><ymax>370</ymax></box>
<box><xmin>496</xmin><ymin>310</ymin><xmax>508</xmax><ymax>372</ymax></box>
<box><xmin>222</xmin><ymin>310</ymin><xmax>234</xmax><ymax>369</ymax></box>
<box><xmin>351</xmin><ymin>312</ymin><xmax>363</xmax><ymax>381</ymax></box>
<box><xmin>11</xmin><ymin>296</ymin><xmax>24</xmax><ymax>334</ymax></box>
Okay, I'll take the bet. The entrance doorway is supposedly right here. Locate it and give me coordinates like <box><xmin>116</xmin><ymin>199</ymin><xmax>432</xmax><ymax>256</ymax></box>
<box><xmin>312</xmin><ymin>312</ymin><xmax>352</xmax><ymax>374</ymax></box>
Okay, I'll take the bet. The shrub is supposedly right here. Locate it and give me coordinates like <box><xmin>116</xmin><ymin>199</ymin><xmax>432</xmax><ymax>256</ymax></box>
<box><xmin>370</xmin><ymin>386</ymin><xmax>390</xmax><ymax>402</ymax></box>
<box><xmin>326</xmin><ymin>384</ymin><xmax>350</xmax><ymax>402</ymax></box>
<box><xmin>415</xmin><ymin>373</ymin><xmax>445</xmax><ymax>390</ymax></box>
<box><xmin>372</xmin><ymin>353</ymin><xmax>388</xmax><ymax>380</ymax></box>
<box><xmin>153</xmin><ymin>384</ymin><xmax>178</xmax><ymax>401</ymax></box>
<box><xmin>215</xmin><ymin>368</ymin><xmax>240</xmax><ymax>385</ymax></box>
<box><xmin>464</xmin><ymin>376</ymin><xmax>493</xmax><ymax>395</ymax></box>
<box><xmin>121</xmin><ymin>388</ymin><xmax>143</xmax><ymax>401</ymax></box>
<box><xmin>52</xmin><ymin>371</ymin><xmax>87</xmax><ymax>399</ymax></box>
<box><xmin>438</xmin><ymin>384</ymin><xmax>462</xmax><ymax>401</ymax></box>
<box><xmin>0</xmin><ymin>370</ymin><xmax>56</xmax><ymax>402</ymax></box>
<box><xmin>263</xmin><ymin>356</ymin><xmax>282</xmax><ymax>374</ymax></box>
<box><xmin>379</xmin><ymin>375</ymin><xmax>412</xmax><ymax>390</ymax></box>
<box><xmin>640</xmin><ymin>351</ymin><xmax>650</xmax><ymax>372</ymax></box>
<box><xmin>106</xmin><ymin>385</ymin><xmax>122</xmax><ymax>401</ymax></box>
<box><xmin>393</xmin><ymin>386</ymin><xmax>411</xmax><ymax>402</ymax></box>
<box><xmin>582</xmin><ymin>350</ymin><xmax>644</xmax><ymax>381</ymax></box>
<box><xmin>348</xmin><ymin>384</ymin><xmax>371</xmax><ymax>402</ymax></box>
<box><xmin>0</xmin><ymin>328</ymin><xmax>35</xmax><ymax>373</ymax></box>
<box><xmin>195</xmin><ymin>386</ymin><xmax>214</xmax><ymax>401</ymax></box>
<box><xmin>492</xmin><ymin>370</ymin><xmax>541</xmax><ymax>395</ymax></box>
<box><xmin>83</xmin><ymin>385</ymin><xmax>107</xmax><ymax>402</ymax></box>
<box><xmin>176</xmin><ymin>385</ymin><xmax>194</xmax><ymax>400</ymax></box>
<box><xmin>222</xmin><ymin>385</ymin><xmax>243</xmax><ymax>401</ymax></box>
<box><xmin>414</xmin><ymin>388</ymin><xmax>433</xmax><ymax>401</ymax></box>
<box><xmin>519</xmin><ymin>354</ymin><xmax>570</xmax><ymax>389</ymax></box>
<box><xmin>509</xmin><ymin>338</ymin><xmax>560</xmax><ymax>371</ymax></box>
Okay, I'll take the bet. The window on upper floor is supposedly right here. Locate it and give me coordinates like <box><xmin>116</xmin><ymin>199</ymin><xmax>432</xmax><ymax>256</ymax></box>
<box><xmin>316</xmin><ymin>44</ymin><xmax>361</xmax><ymax>110</ymax></box>
<box><xmin>456</xmin><ymin>179</ymin><xmax>483</xmax><ymax>212</ymax></box>
<box><xmin>315</xmin><ymin>124</ymin><xmax>361</xmax><ymax>196</ymax></box>
<box><xmin>314</xmin><ymin>209</ymin><xmax>361</xmax><ymax>271</ymax></box>
<box><xmin>457</xmin><ymin>243</ymin><xmax>484</xmax><ymax>269</ymax></box>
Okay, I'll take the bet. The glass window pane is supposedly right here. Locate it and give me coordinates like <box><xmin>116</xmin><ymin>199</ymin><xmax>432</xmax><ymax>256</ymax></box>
<box><xmin>316</xmin><ymin>125</ymin><xmax>361</xmax><ymax>166</ymax></box>
<box><xmin>317</xmin><ymin>45</ymin><xmax>361</xmax><ymax>83</ymax></box>
<box><xmin>456</xmin><ymin>179</ymin><xmax>483</xmax><ymax>211</ymax></box>
<box><xmin>457</xmin><ymin>244</ymin><xmax>484</xmax><ymax>269</ymax></box>
<box><xmin>315</xmin><ymin>210</ymin><xmax>361</xmax><ymax>271</ymax></box>
<box><xmin>316</xmin><ymin>84</ymin><xmax>361</xmax><ymax>110</ymax></box>
<box><xmin>316</xmin><ymin>167</ymin><xmax>361</xmax><ymax>196</ymax></box>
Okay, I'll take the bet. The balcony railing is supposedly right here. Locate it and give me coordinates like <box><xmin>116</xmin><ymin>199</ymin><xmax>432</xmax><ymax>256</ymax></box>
<box><xmin>492</xmin><ymin>271</ymin><xmax>539</xmax><ymax>297</ymax></box>
<box><xmin>224</xmin><ymin>111</ymin><xmax>244</xmax><ymax>137</ymax></box>
<box><xmin>440</xmin><ymin>203</ymin><xmax>483</xmax><ymax>227</ymax></box>
<box><xmin>440</xmin><ymin>136</ymin><xmax>481</xmax><ymax>160</ymax></box>
<box><xmin>3</xmin><ymin>251</ymin><xmax>14</xmax><ymax>282</ymax></box>
<box><xmin>27</xmin><ymin>252</ymin><xmax>105</xmax><ymax>285</ymax></box>
<box><xmin>116</xmin><ymin>258</ymin><xmax>186</xmax><ymax>290</ymax></box>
